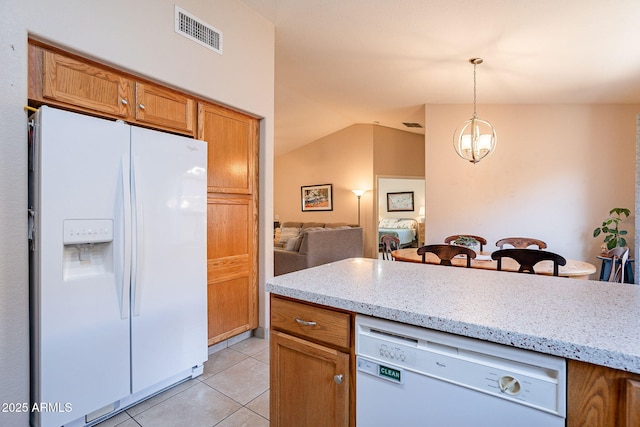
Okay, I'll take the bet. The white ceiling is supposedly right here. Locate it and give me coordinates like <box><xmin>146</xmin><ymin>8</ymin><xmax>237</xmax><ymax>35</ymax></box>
<box><xmin>240</xmin><ymin>0</ymin><xmax>640</xmax><ymax>155</ymax></box>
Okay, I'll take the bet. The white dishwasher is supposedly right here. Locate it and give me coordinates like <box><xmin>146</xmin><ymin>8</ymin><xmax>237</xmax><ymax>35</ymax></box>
<box><xmin>356</xmin><ymin>315</ymin><xmax>566</xmax><ymax>427</ymax></box>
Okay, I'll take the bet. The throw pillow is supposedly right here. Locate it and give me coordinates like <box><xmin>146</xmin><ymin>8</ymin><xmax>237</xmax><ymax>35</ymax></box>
<box><xmin>279</xmin><ymin>227</ymin><xmax>301</xmax><ymax>243</ymax></box>
<box><xmin>396</xmin><ymin>219</ymin><xmax>416</xmax><ymax>229</ymax></box>
<box><xmin>379</xmin><ymin>218</ymin><xmax>399</xmax><ymax>228</ymax></box>
<box><xmin>285</xmin><ymin>236</ymin><xmax>301</xmax><ymax>251</ymax></box>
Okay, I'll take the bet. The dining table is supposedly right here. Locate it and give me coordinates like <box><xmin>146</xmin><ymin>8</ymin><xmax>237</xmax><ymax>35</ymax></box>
<box><xmin>391</xmin><ymin>248</ymin><xmax>597</xmax><ymax>280</ymax></box>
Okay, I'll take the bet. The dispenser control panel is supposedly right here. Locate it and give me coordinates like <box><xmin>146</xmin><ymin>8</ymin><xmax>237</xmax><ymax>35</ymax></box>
<box><xmin>63</xmin><ymin>219</ymin><xmax>114</xmax><ymax>244</ymax></box>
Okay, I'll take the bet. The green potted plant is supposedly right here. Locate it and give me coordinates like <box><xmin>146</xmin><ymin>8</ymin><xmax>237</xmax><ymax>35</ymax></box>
<box><xmin>593</xmin><ymin>207</ymin><xmax>631</xmax><ymax>252</ymax></box>
<box><xmin>452</xmin><ymin>235</ymin><xmax>479</xmax><ymax>248</ymax></box>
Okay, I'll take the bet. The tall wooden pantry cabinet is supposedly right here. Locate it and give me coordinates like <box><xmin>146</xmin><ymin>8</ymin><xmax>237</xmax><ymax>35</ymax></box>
<box><xmin>198</xmin><ymin>103</ymin><xmax>259</xmax><ymax>345</ymax></box>
<box><xmin>28</xmin><ymin>40</ymin><xmax>260</xmax><ymax>346</ymax></box>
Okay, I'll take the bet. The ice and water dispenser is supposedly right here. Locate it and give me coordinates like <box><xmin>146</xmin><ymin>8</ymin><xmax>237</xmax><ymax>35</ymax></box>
<box><xmin>62</xmin><ymin>219</ymin><xmax>114</xmax><ymax>280</ymax></box>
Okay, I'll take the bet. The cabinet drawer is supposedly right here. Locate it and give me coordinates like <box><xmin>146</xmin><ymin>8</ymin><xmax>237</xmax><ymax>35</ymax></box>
<box><xmin>271</xmin><ymin>296</ymin><xmax>350</xmax><ymax>349</ymax></box>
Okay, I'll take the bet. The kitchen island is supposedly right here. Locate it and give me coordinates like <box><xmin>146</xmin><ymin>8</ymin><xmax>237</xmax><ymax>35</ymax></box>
<box><xmin>267</xmin><ymin>258</ymin><xmax>640</xmax><ymax>427</ymax></box>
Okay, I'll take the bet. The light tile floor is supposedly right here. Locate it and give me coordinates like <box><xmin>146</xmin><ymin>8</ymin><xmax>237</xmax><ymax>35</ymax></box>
<box><xmin>96</xmin><ymin>337</ymin><xmax>269</xmax><ymax>427</ymax></box>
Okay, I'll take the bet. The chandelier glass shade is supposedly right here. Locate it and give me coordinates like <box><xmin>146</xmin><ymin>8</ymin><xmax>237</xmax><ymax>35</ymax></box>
<box><xmin>453</xmin><ymin>58</ymin><xmax>496</xmax><ymax>164</ymax></box>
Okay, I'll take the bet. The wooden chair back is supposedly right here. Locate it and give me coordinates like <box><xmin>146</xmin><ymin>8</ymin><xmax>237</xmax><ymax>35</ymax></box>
<box><xmin>491</xmin><ymin>248</ymin><xmax>566</xmax><ymax>276</ymax></box>
<box><xmin>495</xmin><ymin>237</ymin><xmax>548</xmax><ymax>250</ymax></box>
<box><xmin>417</xmin><ymin>244</ymin><xmax>477</xmax><ymax>267</ymax></box>
<box><xmin>380</xmin><ymin>234</ymin><xmax>401</xmax><ymax>261</ymax></box>
<box><xmin>444</xmin><ymin>235</ymin><xmax>487</xmax><ymax>252</ymax></box>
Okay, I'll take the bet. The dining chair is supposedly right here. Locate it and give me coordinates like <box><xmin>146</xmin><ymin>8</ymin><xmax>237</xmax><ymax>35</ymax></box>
<box><xmin>607</xmin><ymin>247</ymin><xmax>629</xmax><ymax>283</ymax></box>
<box><xmin>417</xmin><ymin>244</ymin><xmax>477</xmax><ymax>267</ymax></box>
<box><xmin>380</xmin><ymin>234</ymin><xmax>401</xmax><ymax>261</ymax></box>
<box><xmin>444</xmin><ymin>235</ymin><xmax>487</xmax><ymax>252</ymax></box>
<box><xmin>491</xmin><ymin>248</ymin><xmax>566</xmax><ymax>276</ymax></box>
<box><xmin>495</xmin><ymin>237</ymin><xmax>548</xmax><ymax>250</ymax></box>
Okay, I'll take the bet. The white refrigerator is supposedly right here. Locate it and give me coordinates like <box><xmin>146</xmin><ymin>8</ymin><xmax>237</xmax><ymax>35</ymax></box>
<box><xmin>29</xmin><ymin>106</ymin><xmax>208</xmax><ymax>427</ymax></box>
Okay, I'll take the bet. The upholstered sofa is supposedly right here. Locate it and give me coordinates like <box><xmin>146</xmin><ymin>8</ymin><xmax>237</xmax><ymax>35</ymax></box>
<box><xmin>274</xmin><ymin>222</ymin><xmax>364</xmax><ymax>276</ymax></box>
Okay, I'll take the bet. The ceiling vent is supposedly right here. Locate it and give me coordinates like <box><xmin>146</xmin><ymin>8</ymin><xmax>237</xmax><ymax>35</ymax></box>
<box><xmin>402</xmin><ymin>122</ymin><xmax>423</xmax><ymax>128</ymax></box>
<box><xmin>174</xmin><ymin>6</ymin><xmax>223</xmax><ymax>55</ymax></box>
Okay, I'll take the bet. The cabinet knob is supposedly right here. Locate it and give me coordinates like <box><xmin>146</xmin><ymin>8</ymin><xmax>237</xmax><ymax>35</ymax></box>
<box><xmin>121</xmin><ymin>99</ymin><xmax>128</xmax><ymax>105</ymax></box>
<box><xmin>334</xmin><ymin>374</ymin><xmax>343</xmax><ymax>384</ymax></box>
<box><xmin>139</xmin><ymin>103</ymin><xmax>145</xmax><ymax>110</ymax></box>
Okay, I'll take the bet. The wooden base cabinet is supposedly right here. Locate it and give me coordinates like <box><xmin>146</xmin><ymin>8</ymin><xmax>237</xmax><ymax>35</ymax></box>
<box><xmin>271</xmin><ymin>331</ymin><xmax>349</xmax><ymax>426</ymax></box>
<box><xmin>270</xmin><ymin>295</ymin><xmax>353</xmax><ymax>427</ymax></box>
<box><xmin>568</xmin><ymin>359</ymin><xmax>640</xmax><ymax>427</ymax></box>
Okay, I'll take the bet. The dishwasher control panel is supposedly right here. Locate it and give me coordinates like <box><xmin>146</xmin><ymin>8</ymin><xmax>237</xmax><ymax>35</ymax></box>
<box><xmin>356</xmin><ymin>315</ymin><xmax>566</xmax><ymax>417</ymax></box>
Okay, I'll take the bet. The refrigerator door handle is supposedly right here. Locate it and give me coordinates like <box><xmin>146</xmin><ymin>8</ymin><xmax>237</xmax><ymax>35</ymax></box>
<box><xmin>131</xmin><ymin>155</ymin><xmax>144</xmax><ymax>317</ymax></box>
<box><xmin>121</xmin><ymin>156</ymin><xmax>131</xmax><ymax>320</ymax></box>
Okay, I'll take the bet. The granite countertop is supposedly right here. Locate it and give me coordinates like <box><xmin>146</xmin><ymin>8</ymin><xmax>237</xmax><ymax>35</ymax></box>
<box><xmin>266</xmin><ymin>258</ymin><xmax>640</xmax><ymax>374</ymax></box>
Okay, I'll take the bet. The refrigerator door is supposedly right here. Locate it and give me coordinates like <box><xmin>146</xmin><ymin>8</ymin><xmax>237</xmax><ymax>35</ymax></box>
<box><xmin>31</xmin><ymin>106</ymin><xmax>131</xmax><ymax>426</ymax></box>
<box><xmin>129</xmin><ymin>126</ymin><xmax>207</xmax><ymax>392</ymax></box>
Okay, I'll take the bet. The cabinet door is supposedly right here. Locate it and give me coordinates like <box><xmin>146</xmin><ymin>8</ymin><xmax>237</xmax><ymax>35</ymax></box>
<box><xmin>568</xmin><ymin>359</ymin><xmax>640</xmax><ymax>427</ymax></box>
<box><xmin>41</xmin><ymin>50</ymin><xmax>131</xmax><ymax>117</ymax></box>
<box><xmin>198</xmin><ymin>103</ymin><xmax>258</xmax><ymax>194</ymax></box>
<box><xmin>207</xmin><ymin>194</ymin><xmax>257</xmax><ymax>344</ymax></box>
<box><xmin>135</xmin><ymin>82</ymin><xmax>195</xmax><ymax>135</ymax></box>
<box><xmin>270</xmin><ymin>330</ymin><xmax>350</xmax><ymax>427</ymax></box>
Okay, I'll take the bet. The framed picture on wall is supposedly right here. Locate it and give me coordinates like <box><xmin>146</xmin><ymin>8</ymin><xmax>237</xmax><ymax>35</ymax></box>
<box><xmin>387</xmin><ymin>191</ymin><xmax>414</xmax><ymax>212</ymax></box>
<box><xmin>301</xmin><ymin>184</ymin><xmax>333</xmax><ymax>211</ymax></box>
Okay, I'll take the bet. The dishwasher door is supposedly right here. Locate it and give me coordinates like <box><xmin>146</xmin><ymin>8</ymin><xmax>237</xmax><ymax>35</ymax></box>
<box><xmin>357</xmin><ymin>357</ymin><xmax>564</xmax><ymax>427</ymax></box>
<box><xmin>355</xmin><ymin>315</ymin><xmax>566</xmax><ymax>427</ymax></box>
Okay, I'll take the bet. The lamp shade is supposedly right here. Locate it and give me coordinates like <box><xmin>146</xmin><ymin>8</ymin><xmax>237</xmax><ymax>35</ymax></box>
<box><xmin>352</xmin><ymin>189</ymin><xmax>365</xmax><ymax>197</ymax></box>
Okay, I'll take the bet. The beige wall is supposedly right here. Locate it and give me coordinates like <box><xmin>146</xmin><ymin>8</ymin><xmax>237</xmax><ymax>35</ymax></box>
<box><xmin>275</xmin><ymin>124</ymin><xmax>374</xmax><ymax>231</ymax></box>
<box><xmin>425</xmin><ymin>104</ymin><xmax>639</xmax><ymax>262</ymax></box>
<box><xmin>373</xmin><ymin>125</ymin><xmax>425</xmax><ymax>176</ymax></box>
<box><xmin>1</xmin><ymin>1</ymin><xmax>274</xmax><ymax>422</ymax></box>
<box><xmin>275</xmin><ymin>124</ymin><xmax>425</xmax><ymax>258</ymax></box>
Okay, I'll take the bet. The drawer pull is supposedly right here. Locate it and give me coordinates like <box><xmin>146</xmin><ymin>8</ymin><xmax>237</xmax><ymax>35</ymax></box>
<box><xmin>121</xmin><ymin>99</ymin><xmax>128</xmax><ymax>105</ymax></box>
<box><xmin>334</xmin><ymin>374</ymin><xmax>344</xmax><ymax>384</ymax></box>
<box><xmin>295</xmin><ymin>318</ymin><xmax>317</xmax><ymax>326</ymax></box>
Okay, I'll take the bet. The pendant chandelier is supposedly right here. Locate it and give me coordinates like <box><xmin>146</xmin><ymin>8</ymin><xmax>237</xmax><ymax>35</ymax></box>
<box><xmin>453</xmin><ymin>58</ymin><xmax>496</xmax><ymax>164</ymax></box>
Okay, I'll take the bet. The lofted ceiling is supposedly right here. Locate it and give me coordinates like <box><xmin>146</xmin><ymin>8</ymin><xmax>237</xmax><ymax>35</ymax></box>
<box><xmin>240</xmin><ymin>0</ymin><xmax>640</xmax><ymax>155</ymax></box>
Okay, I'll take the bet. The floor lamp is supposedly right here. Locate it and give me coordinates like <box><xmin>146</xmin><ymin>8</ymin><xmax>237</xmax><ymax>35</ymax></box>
<box><xmin>352</xmin><ymin>190</ymin><xmax>365</xmax><ymax>226</ymax></box>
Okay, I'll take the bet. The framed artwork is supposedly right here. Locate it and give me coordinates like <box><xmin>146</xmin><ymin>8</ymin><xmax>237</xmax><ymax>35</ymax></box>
<box><xmin>301</xmin><ymin>184</ymin><xmax>333</xmax><ymax>211</ymax></box>
<box><xmin>387</xmin><ymin>191</ymin><xmax>414</xmax><ymax>212</ymax></box>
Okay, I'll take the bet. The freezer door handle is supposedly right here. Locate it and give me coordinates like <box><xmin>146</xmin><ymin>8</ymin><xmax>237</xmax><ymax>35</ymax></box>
<box><xmin>131</xmin><ymin>155</ymin><xmax>144</xmax><ymax>317</ymax></box>
<box><xmin>121</xmin><ymin>156</ymin><xmax>131</xmax><ymax>320</ymax></box>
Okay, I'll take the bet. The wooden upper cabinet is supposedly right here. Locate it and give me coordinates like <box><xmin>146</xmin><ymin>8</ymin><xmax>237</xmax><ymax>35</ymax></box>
<box><xmin>29</xmin><ymin>42</ymin><xmax>196</xmax><ymax>136</ymax></box>
<box><xmin>135</xmin><ymin>82</ymin><xmax>195</xmax><ymax>135</ymax></box>
<box><xmin>39</xmin><ymin>49</ymin><xmax>131</xmax><ymax>117</ymax></box>
<box><xmin>198</xmin><ymin>103</ymin><xmax>258</xmax><ymax>194</ymax></box>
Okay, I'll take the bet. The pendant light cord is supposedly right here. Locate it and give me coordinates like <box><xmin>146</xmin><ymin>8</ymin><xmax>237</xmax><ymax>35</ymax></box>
<box><xmin>472</xmin><ymin>62</ymin><xmax>477</xmax><ymax>119</ymax></box>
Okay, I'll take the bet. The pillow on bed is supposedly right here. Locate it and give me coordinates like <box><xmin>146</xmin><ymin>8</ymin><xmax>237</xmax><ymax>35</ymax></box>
<box><xmin>379</xmin><ymin>218</ymin><xmax>399</xmax><ymax>228</ymax></box>
<box><xmin>278</xmin><ymin>227</ymin><xmax>301</xmax><ymax>243</ymax></box>
<box><xmin>395</xmin><ymin>219</ymin><xmax>416</xmax><ymax>229</ymax></box>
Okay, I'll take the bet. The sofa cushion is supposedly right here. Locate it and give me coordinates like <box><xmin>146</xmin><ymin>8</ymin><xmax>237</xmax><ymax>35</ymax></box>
<box><xmin>324</xmin><ymin>222</ymin><xmax>350</xmax><ymax>228</ymax></box>
<box><xmin>302</xmin><ymin>222</ymin><xmax>325</xmax><ymax>229</ymax></box>
<box><xmin>281</xmin><ymin>222</ymin><xmax>303</xmax><ymax>228</ymax></box>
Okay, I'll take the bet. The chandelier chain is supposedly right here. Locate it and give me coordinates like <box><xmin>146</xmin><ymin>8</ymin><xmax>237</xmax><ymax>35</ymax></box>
<box><xmin>473</xmin><ymin>62</ymin><xmax>477</xmax><ymax>118</ymax></box>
